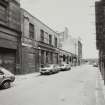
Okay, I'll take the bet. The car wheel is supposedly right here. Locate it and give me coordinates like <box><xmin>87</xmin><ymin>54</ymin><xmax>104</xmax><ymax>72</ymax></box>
<box><xmin>2</xmin><ymin>81</ymin><xmax>11</xmax><ymax>89</ymax></box>
<box><xmin>50</xmin><ymin>71</ymin><xmax>52</xmax><ymax>74</ymax></box>
<box><xmin>40</xmin><ymin>73</ymin><xmax>43</xmax><ymax>75</ymax></box>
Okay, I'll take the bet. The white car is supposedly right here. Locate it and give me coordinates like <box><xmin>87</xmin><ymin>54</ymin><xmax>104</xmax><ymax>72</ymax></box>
<box><xmin>60</xmin><ymin>63</ymin><xmax>71</xmax><ymax>71</ymax></box>
<box><xmin>0</xmin><ymin>67</ymin><xmax>15</xmax><ymax>89</ymax></box>
<box><xmin>40</xmin><ymin>64</ymin><xmax>59</xmax><ymax>75</ymax></box>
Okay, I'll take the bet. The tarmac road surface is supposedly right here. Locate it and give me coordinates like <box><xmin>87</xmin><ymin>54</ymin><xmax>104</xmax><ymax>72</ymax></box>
<box><xmin>0</xmin><ymin>64</ymin><xmax>105</xmax><ymax>105</ymax></box>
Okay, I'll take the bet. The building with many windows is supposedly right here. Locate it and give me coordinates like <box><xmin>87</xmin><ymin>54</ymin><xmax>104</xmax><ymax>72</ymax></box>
<box><xmin>21</xmin><ymin>9</ymin><xmax>60</xmax><ymax>73</ymax></box>
<box><xmin>0</xmin><ymin>1</ymin><xmax>82</xmax><ymax>74</ymax></box>
<box><xmin>0</xmin><ymin>0</ymin><xmax>21</xmax><ymax>74</ymax></box>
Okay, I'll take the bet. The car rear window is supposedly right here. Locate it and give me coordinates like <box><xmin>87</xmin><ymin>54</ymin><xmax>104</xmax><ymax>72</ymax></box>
<box><xmin>0</xmin><ymin>67</ymin><xmax>12</xmax><ymax>75</ymax></box>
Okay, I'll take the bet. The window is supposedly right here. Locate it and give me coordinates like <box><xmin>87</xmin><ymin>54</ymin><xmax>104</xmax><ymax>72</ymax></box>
<box><xmin>49</xmin><ymin>34</ymin><xmax>52</xmax><ymax>45</ymax></box>
<box><xmin>45</xmin><ymin>32</ymin><xmax>49</xmax><ymax>44</ymax></box>
<box><xmin>29</xmin><ymin>23</ymin><xmax>34</xmax><ymax>39</ymax></box>
<box><xmin>0</xmin><ymin>4</ymin><xmax>7</xmax><ymax>22</ymax></box>
<box><xmin>40</xmin><ymin>29</ymin><xmax>44</xmax><ymax>42</ymax></box>
<box><xmin>55</xmin><ymin>37</ymin><xmax>57</xmax><ymax>47</ymax></box>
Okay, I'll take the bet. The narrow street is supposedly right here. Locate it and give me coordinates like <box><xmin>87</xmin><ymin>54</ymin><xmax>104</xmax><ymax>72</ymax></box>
<box><xmin>0</xmin><ymin>64</ymin><xmax>105</xmax><ymax>105</ymax></box>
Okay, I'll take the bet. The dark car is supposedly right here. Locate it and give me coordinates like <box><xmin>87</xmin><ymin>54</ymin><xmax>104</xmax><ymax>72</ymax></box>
<box><xmin>0</xmin><ymin>67</ymin><xmax>15</xmax><ymax>89</ymax></box>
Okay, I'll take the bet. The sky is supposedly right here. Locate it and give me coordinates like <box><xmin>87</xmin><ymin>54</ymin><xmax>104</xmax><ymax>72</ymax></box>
<box><xmin>20</xmin><ymin>0</ymin><xmax>98</xmax><ymax>59</ymax></box>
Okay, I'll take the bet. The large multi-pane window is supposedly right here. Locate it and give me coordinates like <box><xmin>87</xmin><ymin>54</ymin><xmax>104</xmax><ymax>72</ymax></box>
<box><xmin>49</xmin><ymin>34</ymin><xmax>52</xmax><ymax>45</ymax></box>
<box><xmin>40</xmin><ymin>29</ymin><xmax>44</xmax><ymax>42</ymax></box>
<box><xmin>55</xmin><ymin>37</ymin><xmax>57</xmax><ymax>47</ymax></box>
<box><xmin>0</xmin><ymin>4</ymin><xmax>7</xmax><ymax>22</ymax></box>
<box><xmin>29</xmin><ymin>23</ymin><xmax>34</xmax><ymax>39</ymax></box>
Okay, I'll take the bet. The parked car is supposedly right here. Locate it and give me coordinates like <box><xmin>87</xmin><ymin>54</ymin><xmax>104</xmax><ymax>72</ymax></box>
<box><xmin>66</xmin><ymin>64</ymin><xmax>71</xmax><ymax>70</ymax></box>
<box><xmin>55</xmin><ymin>64</ymin><xmax>61</xmax><ymax>72</ymax></box>
<box><xmin>60</xmin><ymin>63</ymin><xmax>71</xmax><ymax>71</ymax></box>
<box><xmin>93</xmin><ymin>63</ymin><xmax>98</xmax><ymax>67</ymax></box>
<box><xmin>0</xmin><ymin>67</ymin><xmax>15</xmax><ymax>89</ymax></box>
<box><xmin>40</xmin><ymin>64</ymin><xmax>60</xmax><ymax>75</ymax></box>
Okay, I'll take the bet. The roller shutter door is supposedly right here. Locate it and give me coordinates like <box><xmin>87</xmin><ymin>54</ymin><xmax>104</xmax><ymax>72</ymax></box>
<box><xmin>0</xmin><ymin>48</ymin><xmax>16</xmax><ymax>74</ymax></box>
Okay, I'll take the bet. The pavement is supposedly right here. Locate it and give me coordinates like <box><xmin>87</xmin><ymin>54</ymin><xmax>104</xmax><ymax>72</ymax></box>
<box><xmin>95</xmin><ymin>68</ymin><xmax>105</xmax><ymax>105</ymax></box>
<box><xmin>16</xmin><ymin>72</ymin><xmax>40</xmax><ymax>80</ymax></box>
<box><xmin>0</xmin><ymin>64</ymin><xmax>105</xmax><ymax>105</ymax></box>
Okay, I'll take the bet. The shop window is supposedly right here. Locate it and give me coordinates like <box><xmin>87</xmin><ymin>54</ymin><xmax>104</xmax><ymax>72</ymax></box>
<box><xmin>29</xmin><ymin>23</ymin><xmax>34</xmax><ymax>39</ymax></box>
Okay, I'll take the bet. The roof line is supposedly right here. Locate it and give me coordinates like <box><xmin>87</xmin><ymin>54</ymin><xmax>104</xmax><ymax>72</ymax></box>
<box><xmin>21</xmin><ymin>8</ymin><xmax>59</xmax><ymax>35</ymax></box>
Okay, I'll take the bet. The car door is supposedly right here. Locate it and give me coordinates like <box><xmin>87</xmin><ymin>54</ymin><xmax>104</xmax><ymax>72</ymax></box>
<box><xmin>0</xmin><ymin>69</ymin><xmax>4</xmax><ymax>85</ymax></box>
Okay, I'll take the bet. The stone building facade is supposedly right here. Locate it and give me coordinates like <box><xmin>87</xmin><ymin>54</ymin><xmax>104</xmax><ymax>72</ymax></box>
<box><xmin>21</xmin><ymin>9</ymin><xmax>60</xmax><ymax>73</ymax></box>
<box><xmin>0</xmin><ymin>1</ymin><xmax>82</xmax><ymax>74</ymax></box>
<box><xmin>0</xmin><ymin>0</ymin><xmax>21</xmax><ymax>74</ymax></box>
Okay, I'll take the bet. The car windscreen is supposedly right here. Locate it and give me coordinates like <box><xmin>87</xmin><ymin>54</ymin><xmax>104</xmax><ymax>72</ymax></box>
<box><xmin>0</xmin><ymin>69</ymin><xmax>4</xmax><ymax>74</ymax></box>
<box><xmin>0</xmin><ymin>67</ymin><xmax>12</xmax><ymax>75</ymax></box>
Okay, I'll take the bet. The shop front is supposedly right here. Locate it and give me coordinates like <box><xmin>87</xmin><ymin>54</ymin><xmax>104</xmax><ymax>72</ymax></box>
<box><xmin>38</xmin><ymin>42</ymin><xmax>59</xmax><ymax>68</ymax></box>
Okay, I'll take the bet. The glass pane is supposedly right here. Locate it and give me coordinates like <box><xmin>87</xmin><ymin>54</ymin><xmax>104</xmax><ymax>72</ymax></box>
<box><xmin>0</xmin><ymin>5</ymin><xmax>6</xmax><ymax>22</ymax></box>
